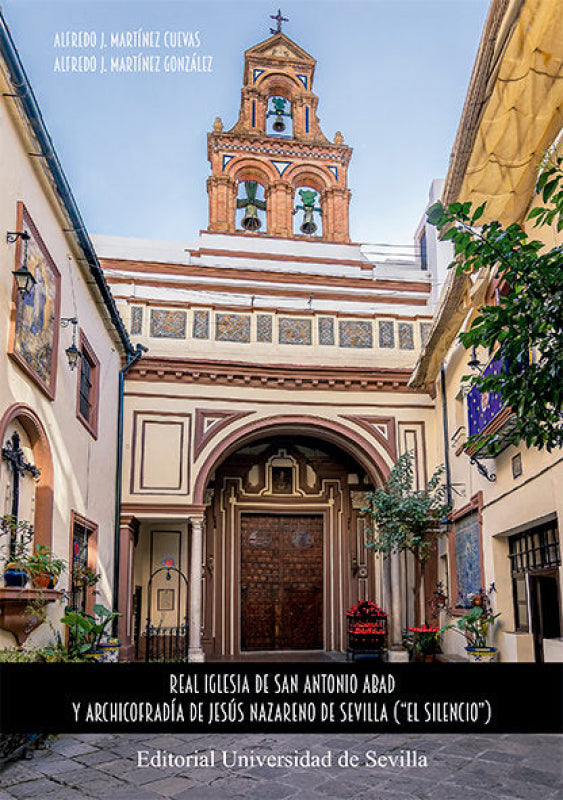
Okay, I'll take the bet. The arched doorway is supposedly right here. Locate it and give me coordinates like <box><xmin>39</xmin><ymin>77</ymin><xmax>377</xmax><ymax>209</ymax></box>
<box><xmin>0</xmin><ymin>403</ymin><xmax>54</xmax><ymax>552</ymax></box>
<box><xmin>200</xmin><ymin>433</ymin><xmax>387</xmax><ymax>658</ymax></box>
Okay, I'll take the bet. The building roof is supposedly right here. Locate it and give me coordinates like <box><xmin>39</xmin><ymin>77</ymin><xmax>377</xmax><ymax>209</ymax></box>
<box><xmin>410</xmin><ymin>0</ymin><xmax>563</xmax><ymax>390</ymax></box>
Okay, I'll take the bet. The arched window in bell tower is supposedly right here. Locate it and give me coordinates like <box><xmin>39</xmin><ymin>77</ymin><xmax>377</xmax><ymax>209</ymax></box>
<box><xmin>266</xmin><ymin>96</ymin><xmax>292</xmax><ymax>137</ymax></box>
<box><xmin>236</xmin><ymin>181</ymin><xmax>267</xmax><ymax>232</ymax></box>
<box><xmin>293</xmin><ymin>187</ymin><xmax>323</xmax><ymax>237</ymax></box>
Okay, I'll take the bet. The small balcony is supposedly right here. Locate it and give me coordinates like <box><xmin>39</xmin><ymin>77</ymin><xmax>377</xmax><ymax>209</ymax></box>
<box><xmin>465</xmin><ymin>358</ymin><xmax>517</xmax><ymax>457</ymax></box>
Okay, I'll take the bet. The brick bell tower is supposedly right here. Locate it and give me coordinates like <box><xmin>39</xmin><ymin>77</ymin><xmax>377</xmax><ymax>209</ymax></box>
<box><xmin>206</xmin><ymin>21</ymin><xmax>352</xmax><ymax>243</ymax></box>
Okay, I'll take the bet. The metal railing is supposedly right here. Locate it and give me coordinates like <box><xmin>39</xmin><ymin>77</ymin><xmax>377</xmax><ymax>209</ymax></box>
<box><xmin>135</xmin><ymin>624</ymin><xmax>189</xmax><ymax>662</ymax></box>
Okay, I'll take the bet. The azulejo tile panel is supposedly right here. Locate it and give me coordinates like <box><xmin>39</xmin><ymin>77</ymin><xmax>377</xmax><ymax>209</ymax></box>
<box><xmin>378</xmin><ymin>320</ymin><xmax>395</xmax><ymax>348</ymax></box>
<box><xmin>339</xmin><ymin>320</ymin><xmax>373</xmax><ymax>348</ymax></box>
<box><xmin>454</xmin><ymin>512</ymin><xmax>482</xmax><ymax>604</ymax></box>
<box><xmin>215</xmin><ymin>313</ymin><xmax>251</xmax><ymax>343</ymax></box>
<box><xmin>257</xmin><ymin>314</ymin><xmax>273</xmax><ymax>343</ymax></box>
<box><xmin>150</xmin><ymin>309</ymin><xmax>186</xmax><ymax>339</ymax></box>
<box><xmin>318</xmin><ymin>317</ymin><xmax>335</xmax><ymax>346</ymax></box>
<box><xmin>279</xmin><ymin>317</ymin><xmax>312</xmax><ymax>345</ymax></box>
<box><xmin>193</xmin><ymin>310</ymin><xmax>210</xmax><ymax>339</ymax></box>
<box><xmin>420</xmin><ymin>322</ymin><xmax>432</xmax><ymax>345</ymax></box>
<box><xmin>398</xmin><ymin>322</ymin><xmax>414</xmax><ymax>350</ymax></box>
<box><xmin>130</xmin><ymin>306</ymin><xmax>143</xmax><ymax>335</ymax></box>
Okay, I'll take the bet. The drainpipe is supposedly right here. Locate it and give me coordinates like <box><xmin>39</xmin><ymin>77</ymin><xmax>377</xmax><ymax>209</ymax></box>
<box><xmin>440</xmin><ymin>364</ymin><xmax>453</xmax><ymax>507</ymax></box>
<box><xmin>112</xmin><ymin>344</ymin><xmax>147</xmax><ymax>626</ymax></box>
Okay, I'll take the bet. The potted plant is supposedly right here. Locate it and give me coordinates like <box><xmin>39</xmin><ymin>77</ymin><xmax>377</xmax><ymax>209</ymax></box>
<box><xmin>71</xmin><ymin>562</ymin><xmax>100</xmax><ymax>589</ymax></box>
<box><xmin>409</xmin><ymin>623</ymin><xmax>451</xmax><ymax>662</ymax></box>
<box><xmin>346</xmin><ymin>600</ymin><xmax>388</xmax><ymax>659</ymax></box>
<box><xmin>60</xmin><ymin>604</ymin><xmax>121</xmax><ymax>662</ymax></box>
<box><xmin>452</xmin><ymin>593</ymin><xmax>501</xmax><ymax>662</ymax></box>
<box><xmin>25</xmin><ymin>545</ymin><xmax>66</xmax><ymax>589</ymax></box>
<box><xmin>3</xmin><ymin>539</ymin><xmax>31</xmax><ymax>588</ymax></box>
<box><xmin>1</xmin><ymin>517</ymin><xmax>35</xmax><ymax>588</ymax></box>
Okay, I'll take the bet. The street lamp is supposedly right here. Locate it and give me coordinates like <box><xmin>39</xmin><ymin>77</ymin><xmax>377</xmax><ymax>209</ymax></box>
<box><xmin>6</xmin><ymin>231</ymin><xmax>36</xmax><ymax>297</ymax></box>
<box><xmin>60</xmin><ymin>317</ymin><xmax>81</xmax><ymax>370</ymax></box>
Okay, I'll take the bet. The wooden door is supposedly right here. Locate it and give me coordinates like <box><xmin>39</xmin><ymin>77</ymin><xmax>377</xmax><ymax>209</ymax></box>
<box><xmin>240</xmin><ymin>514</ymin><xmax>323</xmax><ymax>651</ymax></box>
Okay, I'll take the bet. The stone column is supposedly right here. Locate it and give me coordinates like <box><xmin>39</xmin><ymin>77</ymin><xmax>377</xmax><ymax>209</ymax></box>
<box><xmin>321</xmin><ymin>187</ymin><xmax>351</xmax><ymax>243</ymax></box>
<box><xmin>188</xmin><ymin>515</ymin><xmax>205</xmax><ymax>662</ymax></box>
<box><xmin>207</xmin><ymin>175</ymin><xmax>237</xmax><ymax>233</ymax></box>
<box><xmin>381</xmin><ymin>554</ymin><xmax>392</xmax><ymax>617</ymax></box>
<box><xmin>117</xmin><ymin>515</ymin><xmax>139</xmax><ymax>661</ymax></box>
<box><xmin>266</xmin><ymin>181</ymin><xmax>294</xmax><ymax>237</ymax></box>
<box><xmin>388</xmin><ymin>547</ymin><xmax>409</xmax><ymax>661</ymax></box>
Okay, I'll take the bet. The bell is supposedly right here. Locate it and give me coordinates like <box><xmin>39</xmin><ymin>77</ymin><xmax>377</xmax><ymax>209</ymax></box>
<box><xmin>241</xmin><ymin>207</ymin><xmax>262</xmax><ymax>231</ymax></box>
<box><xmin>300</xmin><ymin>206</ymin><xmax>317</xmax><ymax>235</ymax></box>
<box><xmin>300</xmin><ymin>219</ymin><xmax>317</xmax><ymax>235</ymax></box>
<box><xmin>273</xmin><ymin>117</ymin><xmax>286</xmax><ymax>132</ymax></box>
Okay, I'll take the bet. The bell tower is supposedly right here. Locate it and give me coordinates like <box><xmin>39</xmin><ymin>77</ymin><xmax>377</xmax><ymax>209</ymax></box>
<box><xmin>206</xmin><ymin>23</ymin><xmax>352</xmax><ymax>242</ymax></box>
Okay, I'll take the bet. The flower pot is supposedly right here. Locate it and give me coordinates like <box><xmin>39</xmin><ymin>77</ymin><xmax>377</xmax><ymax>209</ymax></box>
<box><xmin>4</xmin><ymin>565</ymin><xmax>29</xmax><ymax>588</ymax></box>
<box><xmin>32</xmin><ymin>572</ymin><xmax>57</xmax><ymax>590</ymax></box>
<box><xmin>90</xmin><ymin>651</ymin><xmax>105</xmax><ymax>662</ymax></box>
<box><xmin>465</xmin><ymin>646</ymin><xmax>497</xmax><ymax>663</ymax></box>
<box><xmin>99</xmin><ymin>639</ymin><xmax>121</xmax><ymax>663</ymax></box>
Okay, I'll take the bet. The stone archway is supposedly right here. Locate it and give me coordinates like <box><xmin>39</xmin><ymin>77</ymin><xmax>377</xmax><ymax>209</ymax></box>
<box><xmin>0</xmin><ymin>403</ymin><xmax>54</xmax><ymax>550</ymax></box>
<box><xmin>198</xmin><ymin>428</ymin><xmax>392</xmax><ymax>658</ymax></box>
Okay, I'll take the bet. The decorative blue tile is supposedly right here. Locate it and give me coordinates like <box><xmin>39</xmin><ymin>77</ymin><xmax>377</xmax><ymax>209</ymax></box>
<box><xmin>454</xmin><ymin>513</ymin><xmax>482</xmax><ymax>605</ymax></box>
<box><xmin>398</xmin><ymin>322</ymin><xmax>414</xmax><ymax>350</ymax></box>
<box><xmin>150</xmin><ymin>309</ymin><xmax>186</xmax><ymax>339</ymax></box>
<box><xmin>420</xmin><ymin>322</ymin><xmax>432</xmax><ymax>346</ymax></box>
<box><xmin>378</xmin><ymin>321</ymin><xmax>395</xmax><ymax>348</ymax></box>
<box><xmin>130</xmin><ymin>306</ymin><xmax>143</xmax><ymax>335</ymax></box>
<box><xmin>215</xmin><ymin>314</ymin><xmax>251</xmax><ymax>342</ymax></box>
<box><xmin>279</xmin><ymin>317</ymin><xmax>312</xmax><ymax>345</ymax></box>
<box><xmin>339</xmin><ymin>320</ymin><xmax>373</xmax><ymax>348</ymax></box>
<box><xmin>318</xmin><ymin>317</ymin><xmax>335</xmax><ymax>345</ymax></box>
<box><xmin>193</xmin><ymin>310</ymin><xmax>209</xmax><ymax>339</ymax></box>
<box><xmin>257</xmin><ymin>315</ymin><xmax>273</xmax><ymax>343</ymax></box>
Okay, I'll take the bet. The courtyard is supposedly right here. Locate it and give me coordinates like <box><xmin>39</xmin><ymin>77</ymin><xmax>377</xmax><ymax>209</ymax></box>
<box><xmin>1</xmin><ymin>732</ymin><xmax>561</xmax><ymax>799</ymax></box>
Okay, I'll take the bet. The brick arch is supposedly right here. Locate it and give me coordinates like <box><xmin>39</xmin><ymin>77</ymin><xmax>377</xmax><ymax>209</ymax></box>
<box><xmin>285</xmin><ymin>163</ymin><xmax>336</xmax><ymax>194</ymax></box>
<box><xmin>0</xmin><ymin>403</ymin><xmax>54</xmax><ymax>549</ymax></box>
<box><xmin>193</xmin><ymin>414</ymin><xmax>392</xmax><ymax>505</ymax></box>
<box><xmin>229</xmin><ymin>158</ymin><xmax>277</xmax><ymax>186</ymax></box>
<box><xmin>256</xmin><ymin>71</ymin><xmax>303</xmax><ymax>99</ymax></box>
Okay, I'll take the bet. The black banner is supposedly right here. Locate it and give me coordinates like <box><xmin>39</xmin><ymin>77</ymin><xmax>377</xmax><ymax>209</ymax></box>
<box><xmin>0</xmin><ymin>663</ymin><xmax>561</xmax><ymax>734</ymax></box>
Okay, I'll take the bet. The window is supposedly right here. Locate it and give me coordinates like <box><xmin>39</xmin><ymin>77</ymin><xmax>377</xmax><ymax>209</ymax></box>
<box><xmin>508</xmin><ymin>522</ymin><xmax>560</xmax><ymax>575</ymax></box>
<box><xmin>76</xmin><ymin>331</ymin><xmax>99</xmax><ymax>437</ymax></box>
<box><xmin>508</xmin><ymin>522</ymin><xmax>560</xmax><ymax>633</ymax></box>
<box><xmin>512</xmin><ymin>573</ymin><xmax>529</xmax><ymax>632</ymax></box>
<box><xmin>419</xmin><ymin>229</ymin><xmax>428</xmax><ymax>271</ymax></box>
<box><xmin>70</xmin><ymin>512</ymin><xmax>98</xmax><ymax>615</ymax></box>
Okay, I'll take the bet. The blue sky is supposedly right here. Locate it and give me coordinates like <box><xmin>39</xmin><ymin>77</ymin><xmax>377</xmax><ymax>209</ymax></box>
<box><xmin>2</xmin><ymin>0</ymin><xmax>490</xmax><ymax>245</ymax></box>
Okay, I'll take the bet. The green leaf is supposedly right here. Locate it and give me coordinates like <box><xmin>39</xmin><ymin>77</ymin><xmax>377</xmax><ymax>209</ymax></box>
<box><xmin>427</xmin><ymin>202</ymin><xmax>445</xmax><ymax>226</ymax></box>
<box><xmin>472</xmin><ymin>203</ymin><xmax>486</xmax><ymax>223</ymax></box>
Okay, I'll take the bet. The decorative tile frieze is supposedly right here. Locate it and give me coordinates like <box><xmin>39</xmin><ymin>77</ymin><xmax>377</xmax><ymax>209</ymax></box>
<box><xmin>339</xmin><ymin>320</ymin><xmax>373</xmax><ymax>348</ymax></box>
<box><xmin>215</xmin><ymin>313</ymin><xmax>251</xmax><ymax>343</ymax></box>
<box><xmin>149</xmin><ymin>309</ymin><xmax>186</xmax><ymax>339</ymax></box>
<box><xmin>257</xmin><ymin>314</ymin><xmax>273</xmax><ymax>343</ymax></box>
<box><xmin>318</xmin><ymin>317</ymin><xmax>335</xmax><ymax>346</ymax></box>
<box><xmin>193</xmin><ymin>310</ymin><xmax>210</xmax><ymax>339</ymax></box>
<box><xmin>398</xmin><ymin>322</ymin><xmax>414</xmax><ymax>350</ymax></box>
<box><xmin>130</xmin><ymin>306</ymin><xmax>143</xmax><ymax>335</ymax></box>
<box><xmin>378</xmin><ymin>320</ymin><xmax>395</xmax><ymax>349</ymax></box>
<box><xmin>279</xmin><ymin>317</ymin><xmax>312</xmax><ymax>345</ymax></box>
<box><xmin>420</xmin><ymin>322</ymin><xmax>432</xmax><ymax>346</ymax></box>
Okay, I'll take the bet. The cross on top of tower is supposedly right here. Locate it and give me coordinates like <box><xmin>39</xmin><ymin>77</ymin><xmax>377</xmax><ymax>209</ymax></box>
<box><xmin>270</xmin><ymin>9</ymin><xmax>289</xmax><ymax>34</ymax></box>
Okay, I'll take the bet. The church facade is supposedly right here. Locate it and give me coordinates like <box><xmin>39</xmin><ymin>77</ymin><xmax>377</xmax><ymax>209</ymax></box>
<box><xmin>97</xmin><ymin>31</ymin><xmax>438</xmax><ymax>660</ymax></box>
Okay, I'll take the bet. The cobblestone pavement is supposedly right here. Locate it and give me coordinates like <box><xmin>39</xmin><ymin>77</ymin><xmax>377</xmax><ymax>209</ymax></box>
<box><xmin>1</xmin><ymin>733</ymin><xmax>561</xmax><ymax>799</ymax></box>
